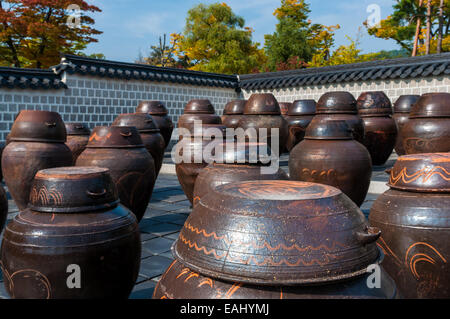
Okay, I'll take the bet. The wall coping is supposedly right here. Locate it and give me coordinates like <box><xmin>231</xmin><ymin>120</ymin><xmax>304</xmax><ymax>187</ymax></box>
<box><xmin>0</xmin><ymin>67</ymin><xmax>66</xmax><ymax>90</ymax></box>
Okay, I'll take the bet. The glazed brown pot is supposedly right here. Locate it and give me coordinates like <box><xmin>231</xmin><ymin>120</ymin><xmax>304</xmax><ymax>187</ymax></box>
<box><xmin>401</xmin><ymin>93</ymin><xmax>450</xmax><ymax>154</ymax></box>
<box><xmin>289</xmin><ymin>119</ymin><xmax>372</xmax><ymax>207</ymax></box>
<box><xmin>1</xmin><ymin>110</ymin><xmax>73</xmax><ymax>210</ymax></box>
<box><xmin>393</xmin><ymin>95</ymin><xmax>420</xmax><ymax>155</ymax></box>
<box><xmin>76</xmin><ymin>126</ymin><xmax>156</xmax><ymax>222</ymax></box>
<box><xmin>113</xmin><ymin>113</ymin><xmax>165</xmax><ymax>176</ymax></box>
<box><xmin>0</xmin><ymin>184</ymin><xmax>7</xmax><ymax>232</ymax></box>
<box><xmin>369</xmin><ymin>153</ymin><xmax>450</xmax><ymax>298</ymax></box>
<box><xmin>154</xmin><ymin>259</ymin><xmax>398</xmax><ymax>299</ymax></box>
<box><xmin>285</xmin><ymin>100</ymin><xmax>316</xmax><ymax>151</ymax></box>
<box><xmin>174</xmin><ymin>180</ymin><xmax>381</xmax><ymax>285</ymax></box>
<box><xmin>238</xmin><ymin>94</ymin><xmax>288</xmax><ymax>154</ymax></box>
<box><xmin>136</xmin><ymin>101</ymin><xmax>174</xmax><ymax>147</ymax></box>
<box><xmin>357</xmin><ymin>92</ymin><xmax>397</xmax><ymax>166</ymax></box>
<box><xmin>221</xmin><ymin>100</ymin><xmax>246</xmax><ymax>129</ymax></box>
<box><xmin>193</xmin><ymin>142</ymin><xmax>288</xmax><ymax>206</ymax></box>
<box><xmin>0</xmin><ymin>141</ymin><xmax>5</xmax><ymax>181</ymax></box>
<box><xmin>178</xmin><ymin>100</ymin><xmax>222</xmax><ymax>130</ymax></box>
<box><xmin>278</xmin><ymin>102</ymin><xmax>292</xmax><ymax>117</ymax></box>
<box><xmin>0</xmin><ymin>167</ymin><xmax>141</xmax><ymax>299</ymax></box>
<box><xmin>65</xmin><ymin>123</ymin><xmax>91</xmax><ymax>164</ymax></box>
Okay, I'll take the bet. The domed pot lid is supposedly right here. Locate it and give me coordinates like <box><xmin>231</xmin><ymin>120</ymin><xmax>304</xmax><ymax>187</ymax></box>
<box><xmin>289</xmin><ymin>100</ymin><xmax>316</xmax><ymax>116</ymax></box>
<box><xmin>112</xmin><ymin>113</ymin><xmax>160</xmax><ymax>133</ymax></box>
<box><xmin>65</xmin><ymin>123</ymin><xmax>91</xmax><ymax>136</ymax></box>
<box><xmin>223</xmin><ymin>100</ymin><xmax>246</xmax><ymax>115</ymax></box>
<box><xmin>86</xmin><ymin>126</ymin><xmax>144</xmax><ymax>148</ymax></box>
<box><xmin>136</xmin><ymin>100</ymin><xmax>168</xmax><ymax>115</ymax></box>
<box><xmin>278</xmin><ymin>102</ymin><xmax>292</xmax><ymax>116</ymax></box>
<box><xmin>388</xmin><ymin>153</ymin><xmax>450</xmax><ymax>192</ymax></box>
<box><xmin>316</xmin><ymin>92</ymin><xmax>357</xmax><ymax>114</ymax></box>
<box><xmin>357</xmin><ymin>91</ymin><xmax>393</xmax><ymax>117</ymax></box>
<box><xmin>184</xmin><ymin>100</ymin><xmax>216</xmax><ymax>114</ymax></box>
<box><xmin>9</xmin><ymin>110</ymin><xmax>67</xmax><ymax>143</ymax></box>
<box><xmin>393</xmin><ymin>95</ymin><xmax>420</xmax><ymax>113</ymax></box>
<box><xmin>305</xmin><ymin>119</ymin><xmax>354</xmax><ymax>140</ymax></box>
<box><xmin>410</xmin><ymin>93</ymin><xmax>450</xmax><ymax>118</ymax></box>
<box><xmin>212</xmin><ymin>142</ymin><xmax>274</xmax><ymax>165</ymax></box>
<box><xmin>174</xmin><ymin>180</ymin><xmax>381</xmax><ymax>285</ymax></box>
<box><xmin>244</xmin><ymin>94</ymin><xmax>281</xmax><ymax>115</ymax></box>
<box><xmin>29</xmin><ymin>167</ymin><xmax>120</xmax><ymax>213</ymax></box>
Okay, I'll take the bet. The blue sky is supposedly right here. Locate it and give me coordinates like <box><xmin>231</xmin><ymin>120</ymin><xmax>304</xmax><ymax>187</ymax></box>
<box><xmin>85</xmin><ymin>0</ymin><xmax>399</xmax><ymax>62</ymax></box>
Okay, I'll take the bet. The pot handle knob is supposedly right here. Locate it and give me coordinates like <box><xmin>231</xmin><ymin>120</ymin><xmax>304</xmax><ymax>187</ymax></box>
<box><xmin>120</xmin><ymin>131</ymin><xmax>133</xmax><ymax>137</ymax></box>
<box><xmin>86</xmin><ymin>189</ymin><xmax>107</xmax><ymax>198</ymax></box>
<box><xmin>45</xmin><ymin>122</ymin><xmax>57</xmax><ymax>128</ymax></box>
<box><xmin>385</xmin><ymin>168</ymin><xmax>392</xmax><ymax>176</ymax></box>
<box><xmin>356</xmin><ymin>226</ymin><xmax>381</xmax><ymax>245</ymax></box>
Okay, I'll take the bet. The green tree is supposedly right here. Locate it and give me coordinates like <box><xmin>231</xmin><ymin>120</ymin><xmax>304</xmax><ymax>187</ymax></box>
<box><xmin>138</xmin><ymin>34</ymin><xmax>181</xmax><ymax>68</ymax></box>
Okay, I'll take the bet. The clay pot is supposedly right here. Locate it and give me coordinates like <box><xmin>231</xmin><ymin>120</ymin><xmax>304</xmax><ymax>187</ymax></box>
<box><xmin>0</xmin><ymin>141</ymin><xmax>5</xmax><ymax>181</ymax></box>
<box><xmin>113</xmin><ymin>113</ymin><xmax>165</xmax><ymax>176</ymax></box>
<box><xmin>178</xmin><ymin>100</ymin><xmax>222</xmax><ymax>130</ymax></box>
<box><xmin>238</xmin><ymin>94</ymin><xmax>288</xmax><ymax>154</ymax></box>
<box><xmin>76</xmin><ymin>126</ymin><xmax>156</xmax><ymax>222</ymax></box>
<box><xmin>401</xmin><ymin>93</ymin><xmax>450</xmax><ymax>154</ymax></box>
<box><xmin>221</xmin><ymin>100</ymin><xmax>246</xmax><ymax>129</ymax></box>
<box><xmin>285</xmin><ymin>100</ymin><xmax>316</xmax><ymax>151</ymax></box>
<box><xmin>174</xmin><ymin>180</ymin><xmax>381</xmax><ymax>285</ymax></box>
<box><xmin>1</xmin><ymin>110</ymin><xmax>73</xmax><ymax>211</ymax></box>
<box><xmin>136</xmin><ymin>101</ymin><xmax>174</xmax><ymax>147</ymax></box>
<box><xmin>65</xmin><ymin>123</ymin><xmax>91</xmax><ymax>164</ymax></box>
<box><xmin>193</xmin><ymin>142</ymin><xmax>288</xmax><ymax>206</ymax></box>
<box><xmin>289</xmin><ymin>119</ymin><xmax>372</xmax><ymax>207</ymax></box>
<box><xmin>393</xmin><ymin>95</ymin><xmax>420</xmax><ymax>155</ymax></box>
<box><xmin>154</xmin><ymin>259</ymin><xmax>398</xmax><ymax>299</ymax></box>
<box><xmin>315</xmin><ymin>92</ymin><xmax>364</xmax><ymax>143</ymax></box>
<box><xmin>278</xmin><ymin>102</ymin><xmax>292</xmax><ymax>116</ymax></box>
<box><xmin>369</xmin><ymin>153</ymin><xmax>450</xmax><ymax>298</ymax></box>
<box><xmin>357</xmin><ymin>92</ymin><xmax>397</xmax><ymax>166</ymax></box>
<box><xmin>0</xmin><ymin>185</ymin><xmax>7</xmax><ymax>232</ymax></box>
<box><xmin>0</xmin><ymin>167</ymin><xmax>141</xmax><ymax>299</ymax></box>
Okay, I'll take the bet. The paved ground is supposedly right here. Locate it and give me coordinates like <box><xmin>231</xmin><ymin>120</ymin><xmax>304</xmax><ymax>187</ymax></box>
<box><xmin>0</xmin><ymin>152</ymin><xmax>396</xmax><ymax>299</ymax></box>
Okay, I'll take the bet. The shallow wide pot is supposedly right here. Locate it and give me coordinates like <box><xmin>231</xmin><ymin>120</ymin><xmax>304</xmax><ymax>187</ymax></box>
<box><xmin>0</xmin><ymin>185</ymin><xmax>7</xmax><ymax>233</ymax></box>
<box><xmin>360</xmin><ymin>116</ymin><xmax>397</xmax><ymax>166</ymax></box>
<box><xmin>369</xmin><ymin>153</ymin><xmax>450</xmax><ymax>298</ymax></box>
<box><xmin>76</xmin><ymin>126</ymin><xmax>156</xmax><ymax>222</ymax></box>
<box><xmin>0</xmin><ymin>167</ymin><xmax>141</xmax><ymax>299</ymax></box>
<box><xmin>136</xmin><ymin>101</ymin><xmax>174</xmax><ymax>147</ymax></box>
<box><xmin>65</xmin><ymin>123</ymin><xmax>91</xmax><ymax>164</ymax></box>
<box><xmin>174</xmin><ymin>180</ymin><xmax>380</xmax><ymax>285</ymax></box>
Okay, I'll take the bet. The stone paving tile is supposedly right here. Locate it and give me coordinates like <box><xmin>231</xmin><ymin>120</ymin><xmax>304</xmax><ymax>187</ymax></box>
<box><xmin>139</xmin><ymin>255</ymin><xmax>173</xmax><ymax>279</ymax></box>
<box><xmin>142</xmin><ymin>237</ymin><xmax>174</xmax><ymax>255</ymax></box>
<box><xmin>148</xmin><ymin>202</ymin><xmax>187</xmax><ymax>212</ymax></box>
<box><xmin>152</xmin><ymin>213</ymin><xmax>188</xmax><ymax>226</ymax></box>
<box><xmin>129</xmin><ymin>280</ymin><xmax>156</xmax><ymax>299</ymax></box>
<box><xmin>164</xmin><ymin>231</ymin><xmax>181</xmax><ymax>241</ymax></box>
<box><xmin>141</xmin><ymin>222</ymin><xmax>180</xmax><ymax>237</ymax></box>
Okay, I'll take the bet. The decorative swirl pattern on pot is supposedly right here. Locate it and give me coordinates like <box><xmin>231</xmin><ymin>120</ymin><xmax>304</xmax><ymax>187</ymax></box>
<box><xmin>357</xmin><ymin>91</ymin><xmax>393</xmax><ymax>117</ymax></box>
<box><xmin>86</xmin><ymin>126</ymin><xmax>144</xmax><ymax>148</ymax></box>
<box><xmin>409</xmin><ymin>92</ymin><xmax>450</xmax><ymax>118</ymax></box>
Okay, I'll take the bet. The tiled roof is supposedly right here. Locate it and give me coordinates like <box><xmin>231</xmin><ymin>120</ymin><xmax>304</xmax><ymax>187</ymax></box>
<box><xmin>0</xmin><ymin>67</ymin><xmax>66</xmax><ymax>89</ymax></box>
<box><xmin>52</xmin><ymin>54</ymin><xmax>240</xmax><ymax>90</ymax></box>
<box><xmin>239</xmin><ymin>53</ymin><xmax>450</xmax><ymax>90</ymax></box>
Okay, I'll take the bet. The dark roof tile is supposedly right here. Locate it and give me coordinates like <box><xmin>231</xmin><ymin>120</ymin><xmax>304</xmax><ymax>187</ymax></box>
<box><xmin>0</xmin><ymin>67</ymin><xmax>66</xmax><ymax>89</ymax></box>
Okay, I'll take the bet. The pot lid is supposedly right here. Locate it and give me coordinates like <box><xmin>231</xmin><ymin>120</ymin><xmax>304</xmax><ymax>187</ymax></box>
<box><xmin>86</xmin><ymin>126</ymin><xmax>144</xmax><ymax>148</ymax></box>
<box><xmin>184</xmin><ymin>99</ymin><xmax>216</xmax><ymax>114</ymax></box>
<box><xmin>112</xmin><ymin>113</ymin><xmax>160</xmax><ymax>133</ymax></box>
<box><xmin>136</xmin><ymin>100</ymin><xmax>168</xmax><ymax>115</ymax></box>
<box><xmin>278</xmin><ymin>102</ymin><xmax>292</xmax><ymax>116</ymax></box>
<box><xmin>316</xmin><ymin>92</ymin><xmax>357</xmax><ymax>114</ymax></box>
<box><xmin>9</xmin><ymin>110</ymin><xmax>67</xmax><ymax>143</ymax></box>
<box><xmin>357</xmin><ymin>92</ymin><xmax>393</xmax><ymax>117</ymax></box>
<box><xmin>393</xmin><ymin>95</ymin><xmax>420</xmax><ymax>113</ymax></box>
<box><xmin>305</xmin><ymin>119</ymin><xmax>354</xmax><ymax>140</ymax></box>
<box><xmin>211</xmin><ymin>142</ymin><xmax>275</xmax><ymax>165</ymax></box>
<box><xmin>29</xmin><ymin>167</ymin><xmax>120</xmax><ymax>213</ymax></box>
<box><xmin>223</xmin><ymin>100</ymin><xmax>246</xmax><ymax>115</ymax></box>
<box><xmin>244</xmin><ymin>93</ymin><xmax>281</xmax><ymax>115</ymax></box>
<box><xmin>174</xmin><ymin>180</ymin><xmax>380</xmax><ymax>285</ymax></box>
<box><xmin>409</xmin><ymin>93</ymin><xmax>450</xmax><ymax>118</ymax></box>
<box><xmin>289</xmin><ymin>100</ymin><xmax>316</xmax><ymax>116</ymax></box>
<box><xmin>388</xmin><ymin>153</ymin><xmax>450</xmax><ymax>192</ymax></box>
<box><xmin>65</xmin><ymin>123</ymin><xmax>91</xmax><ymax>136</ymax></box>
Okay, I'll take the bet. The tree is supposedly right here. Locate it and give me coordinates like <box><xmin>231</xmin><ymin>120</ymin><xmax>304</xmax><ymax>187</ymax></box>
<box><xmin>0</xmin><ymin>0</ymin><xmax>102</xmax><ymax>68</ymax></box>
<box><xmin>137</xmin><ymin>34</ymin><xmax>181</xmax><ymax>68</ymax></box>
<box><xmin>172</xmin><ymin>2</ymin><xmax>266</xmax><ymax>74</ymax></box>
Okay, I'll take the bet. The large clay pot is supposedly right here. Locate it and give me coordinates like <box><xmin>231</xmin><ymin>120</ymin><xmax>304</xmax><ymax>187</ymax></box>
<box><xmin>0</xmin><ymin>141</ymin><xmax>5</xmax><ymax>181</ymax></box>
<box><xmin>65</xmin><ymin>123</ymin><xmax>91</xmax><ymax>164</ymax></box>
<box><xmin>178</xmin><ymin>100</ymin><xmax>222</xmax><ymax>130</ymax></box>
<box><xmin>393</xmin><ymin>95</ymin><xmax>420</xmax><ymax>155</ymax></box>
<box><xmin>221</xmin><ymin>100</ymin><xmax>246</xmax><ymax>129</ymax></box>
<box><xmin>0</xmin><ymin>167</ymin><xmax>141</xmax><ymax>299</ymax></box>
<box><xmin>357</xmin><ymin>92</ymin><xmax>397</xmax><ymax>166</ymax></box>
<box><xmin>0</xmin><ymin>185</ymin><xmax>7</xmax><ymax>232</ymax></box>
<box><xmin>369</xmin><ymin>153</ymin><xmax>450</xmax><ymax>298</ymax></box>
<box><xmin>193</xmin><ymin>142</ymin><xmax>288</xmax><ymax>206</ymax></box>
<box><xmin>76</xmin><ymin>126</ymin><xmax>156</xmax><ymax>222</ymax></box>
<box><xmin>315</xmin><ymin>91</ymin><xmax>365</xmax><ymax>143</ymax></box>
<box><xmin>238</xmin><ymin>94</ymin><xmax>288</xmax><ymax>154</ymax></box>
<box><xmin>136</xmin><ymin>101</ymin><xmax>174</xmax><ymax>147</ymax></box>
<box><xmin>174</xmin><ymin>180</ymin><xmax>381</xmax><ymax>285</ymax></box>
<box><xmin>113</xmin><ymin>113</ymin><xmax>165</xmax><ymax>177</ymax></box>
<box><xmin>289</xmin><ymin>119</ymin><xmax>372</xmax><ymax>207</ymax></box>
<box><xmin>154</xmin><ymin>259</ymin><xmax>398</xmax><ymax>299</ymax></box>
<box><xmin>1</xmin><ymin>110</ymin><xmax>73</xmax><ymax>211</ymax></box>
<box><xmin>401</xmin><ymin>93</ymin><xmax>450</xmax><ymax>154</ymax></box>
<box><xmin>285</xmin><ymin>100</ymin><xmax>316</xmax><ymax>151</ymax></box>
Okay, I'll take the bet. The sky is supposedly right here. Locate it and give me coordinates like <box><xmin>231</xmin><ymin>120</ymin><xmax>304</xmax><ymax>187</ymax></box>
<box><xmin>85</xmin><ymin>0</ymin><xmax>399</xmax><ymax>63</ymax></box>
